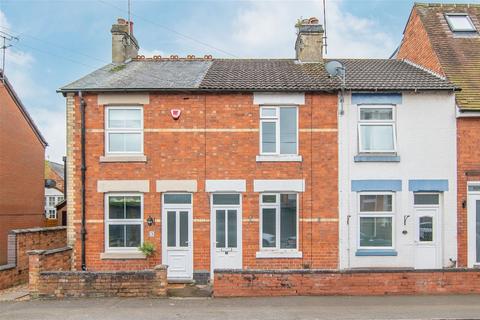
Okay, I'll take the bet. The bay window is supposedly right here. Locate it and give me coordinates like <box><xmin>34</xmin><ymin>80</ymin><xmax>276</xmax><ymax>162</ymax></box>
<box><xmin>260</xmin><ymin>106</ymin><xmax>298</xmax><ymax>155</ymax></box>
<box><xmin>105</xmin><ymin>107</ymin><xmax>143</xmax><ymax>154</ymax></box>
<box><xmin>105</xmin><ymin>194</ymin><xmax>143</xmax><ymax>251</ymax></box>
<box><xmin>260</xmin><ymin>193</ymin><xmax>298</xmax><ymax>250</ymax></box>
<box><xmin>358</xmin><ymin>106</ymin><xmax>396</xmax><ymax>153</ymax></box>
<box><xmin>358</xmin><ymin>193</ymin><xmax>394</xmax><ymax>249</ymax></box>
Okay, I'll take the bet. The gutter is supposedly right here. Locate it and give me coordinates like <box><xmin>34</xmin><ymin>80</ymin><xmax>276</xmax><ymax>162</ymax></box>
<box><xmin>79</xmin><ymin>91</ymin><xmax>87</xmax><ymax>271</ymax></box>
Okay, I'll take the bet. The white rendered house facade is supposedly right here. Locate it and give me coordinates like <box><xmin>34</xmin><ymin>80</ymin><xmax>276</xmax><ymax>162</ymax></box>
<box><xmin>338</xmin><ymin>91</ymin><xmax>457</xmax><ymax>269</ymax></box>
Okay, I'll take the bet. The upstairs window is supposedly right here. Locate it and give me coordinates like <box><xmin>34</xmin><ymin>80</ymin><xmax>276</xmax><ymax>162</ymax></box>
<box><xmin>105</xmin><ymin>107</ymin><xmax>143</xmax><ymax>154</ymax></box>
<box><xmin>445</xmin><ymin>14</ymin><xmax>476</xmax><ymax>32</ymax></box>
<box><xmin>358</xmin><ymin>106</ymin><xmax>396</xmax><ymax>153</ymax></box>
<box><xmin>260</xmin><ymin>106</ymin><xmax>298</xmax><ymax>155</ymax></box>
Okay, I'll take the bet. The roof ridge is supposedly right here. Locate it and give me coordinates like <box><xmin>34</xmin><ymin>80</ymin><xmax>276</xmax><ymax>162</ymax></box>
<box><xmin>414</xmin><ymin>2</ymin><xmax>480</xmax><ymax>8</ymax></box>
<box><xmin>401</xmin><ymin>59</ymin><xmax>447</xmax><ymax>80</ymax></box>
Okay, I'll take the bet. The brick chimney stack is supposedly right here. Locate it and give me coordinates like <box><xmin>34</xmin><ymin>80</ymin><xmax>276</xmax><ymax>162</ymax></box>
<box><xmin>111</xmin><ymin>18</ymin><xmax>139</xmax><ymax>64</ymax></box>
<box><xmin>295</xmin><ymin>17</ymin><xmax>324</xmax><ymax>63</ymax></box>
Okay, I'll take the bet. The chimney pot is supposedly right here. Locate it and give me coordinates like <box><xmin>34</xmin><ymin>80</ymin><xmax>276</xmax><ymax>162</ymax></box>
<box><xmin>295</xmin><ymin>17</ymin><xmax>324</xmax><ymax>63</ymax></box>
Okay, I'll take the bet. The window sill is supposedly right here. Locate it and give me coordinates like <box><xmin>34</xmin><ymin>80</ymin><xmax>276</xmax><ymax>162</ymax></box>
<box><xmin>99</xmin><ymin>155</ymin><xmax>147</xmax><ymax>163</ymax></box>
<box><xmin>355</xmin><ymin>249</ymin><xmax>398</xmax><ymax>257</ymax></box>
<box><xmin>354</xmin><ymin>155</ymin><xmax>400</xmax><ymax>162</ymax></box>
<box><xmin>256</xmin><ymin>250</ymin><xmax>303</xmax><ymax>259</ymax></box>
<box><xmin>256</xmin><ymin>155</ymin><xmax>302</xmax><ymax>162</ymax></box>
<box><xmin>100</xmin><ymin>252</ymin><xmax>146</xmax><ymax>260</ymax></box>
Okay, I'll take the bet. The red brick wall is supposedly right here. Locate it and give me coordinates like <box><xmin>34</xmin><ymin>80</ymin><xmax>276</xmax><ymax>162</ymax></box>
<box><xmin>30</xmin><ymin>263</ymin><xmax>167</xmax><ymax>299</ymax></box>
<box><xmin>69</xmin><ymin>92</ymin><xmax>338</xmax><ymax>272</ymax></box>
<box><xmin>397</xmin><ymin>7</ymin><xmax>444</xmax><ymax>76</ymax></box>
<box><xmin>0</xmin><ymin>227</ymin><xmax>67</xmax><ymax>290</ymax></box>
<box><xmin>214</xmin><ymin>269</ymin><xmax>480</xmax><ymax>297</ymax></box>
<box><xmin>457</xmin><ymin>118</ymin><xmax>480</xmax><ymax>267</ymax></box>
<box><xmin>0</xmin><ymin>84</ymin><xmax>46</xmax><ymax>265</ymax></box>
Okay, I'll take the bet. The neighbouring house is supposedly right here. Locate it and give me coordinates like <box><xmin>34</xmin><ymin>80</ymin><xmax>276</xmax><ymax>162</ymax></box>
<box><xmin>396</xmin><ymin>2</ymin><xmax>480</xmax><ymax>268</ymax></box>
<box><xmin>0</xmin><ymin>70</ymin><xmax>48</xmax><ymax>265</ymax></box>
<box><xmin>58</xmin><ymin>17</ymin><xmax>454</xmax><ymax>283</ymax></box>
<box><xmin>44</xmin><ymin>160</ymin><xmax>65</xmax><ymax>226</ymax></box>
<box><xmin>338</xmin><ymin>70</ymin><xmax>457</xmax><ymax>270</ymax></box>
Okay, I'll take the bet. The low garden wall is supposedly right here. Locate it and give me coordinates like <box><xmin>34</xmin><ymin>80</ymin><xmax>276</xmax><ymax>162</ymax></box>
<box><xmin>214</xmin><ymin>269</ymin><xmax>480</xmax><ymax>297</ymax></box>
<box><xmin>0</xmin><ymin>227</ymin><xmax>67</xmax><ymax>290</ymax></box>
<box><xmin>28</xmin><ymin>249</ymin><xmax>167</xmax><ymax>299</ymax></box>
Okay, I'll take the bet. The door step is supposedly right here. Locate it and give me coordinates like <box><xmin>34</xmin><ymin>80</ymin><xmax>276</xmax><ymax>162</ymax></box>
<box><xmin>167</xmin><ymin>282</ymin><xmax>212</xmax><ymax>298</ymax></box>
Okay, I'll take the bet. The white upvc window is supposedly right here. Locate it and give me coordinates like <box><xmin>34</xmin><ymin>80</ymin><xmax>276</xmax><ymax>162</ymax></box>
<box><xmin>445</xmin><ymin>14</ymin><xmax>476</xmax><ymax>32</ymax></box>
<box><xmin>105</xmin><ymin>106</ymin><xmax>143</xmax><ymax>155</ymax></box>
<box><xmin>358</xmin><ymin>105</ymin><xmax>396</xmax><ymax>153</ymax></box>
<box><xmin>260</xmin><ymin>106</ymin><xmax>298</xmax><ymax>155</ymax></box>
<box><xmin>46</xmin><ymin>209</ymin><xmax>56</xmax><ymax>220</ymax></box>
<box><xmin>358</xmin><ymin>192</ymin><xmax>394</xmax><ymax>249</ymax></box>
<box><xmin>260</xmin><ymin>193</ymin><xmax>298</xmax><ymax>251</ymax></box>
<box><xmin>44</xmin><ymin>195</ymin><xmax>63</xmax><ymax>220</ymax></box>
<box><xmin>105</xmin><ymin>193</ymin><xmax>143</xmax><ymax>252</ymax></box>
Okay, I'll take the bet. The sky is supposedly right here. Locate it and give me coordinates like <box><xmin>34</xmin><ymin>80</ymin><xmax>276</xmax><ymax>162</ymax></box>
<box><xmin>0</xmin><ymin>0</ymin><xmax>477</xmax><ymax>163</ymax></box>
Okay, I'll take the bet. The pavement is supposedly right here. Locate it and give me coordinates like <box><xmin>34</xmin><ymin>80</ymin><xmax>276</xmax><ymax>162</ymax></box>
<box><xmin>1</xmin><ymin>295</ymin><xmax>480</xmax><ymax>320</ymax></box>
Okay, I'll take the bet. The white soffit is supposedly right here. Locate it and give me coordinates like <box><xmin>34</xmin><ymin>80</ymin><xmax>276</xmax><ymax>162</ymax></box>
<box><xmin>97</xmin><ymin>180</ymin><xmax>149</xmax><ymax>193</ymax></box>
<box><xmin>98</xmin><ymin>93</ymin><xmax>149</xmax><ymax>105</ymax></box>
<box><xmin>253</xmin><ymin>92</ymin><xmax>305</xmax><ymax>105</ymax></box>
<box><xmin>253</xmin><ymin>179</ymin><xmax>305</xmax><ymax>192</ymax></box>
<box><xmin>205</xmin><ymin>180</ymin><xmax>246</xmax><ymax>192</ymax></box>
<box><xmin>156</xmin><ymin>180</ymin><xmax>197</xmax><ymax>192</ymax></box>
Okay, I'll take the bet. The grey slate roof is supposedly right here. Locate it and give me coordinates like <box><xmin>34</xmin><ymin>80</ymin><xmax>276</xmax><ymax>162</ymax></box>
<box><xmin>61</xmin><ymin>60</ymin><xmax>212</xmax><ymax>91</ymax></box>
<box><xmin>59</xmin><ymin>58</ymin><xmax>455</xmax><ymax>93</ymax></box>
<box><xmin>46</xmin><ymin>160</ymin><xmax>64</xmax><ymax>180</ymax></box>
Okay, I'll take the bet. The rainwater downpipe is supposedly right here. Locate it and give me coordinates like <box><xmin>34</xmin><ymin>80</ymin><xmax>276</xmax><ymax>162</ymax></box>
<box><xmin>79</xmin><ymin>91</ymin><xmax>87</xmax><ymax>271</ymax></box>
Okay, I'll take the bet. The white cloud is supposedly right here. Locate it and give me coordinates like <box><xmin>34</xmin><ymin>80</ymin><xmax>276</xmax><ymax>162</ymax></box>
<box><xmin>208</xmin><ymin>0</ymin><xmax>395</xmax><ymax>59</ymax></box>
<box><xmin>30</xmin><ymin>107</ymin><xmax>66</xmax><ymax>163</ymax></box>
<box><xmin>1</xmin><ymin>10</ymin><xmax>65</xmax><ymax>162</ymax></box>
<box><xmin>138</xmin><ymin>48</ymin><xmax>165</xmax><ymax>57</ymax></box>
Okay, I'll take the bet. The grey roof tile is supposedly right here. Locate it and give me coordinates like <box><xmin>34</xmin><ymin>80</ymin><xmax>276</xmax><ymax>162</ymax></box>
<box><xmin>59</xmin><ymin>58</ymin><xmax>455</xmax><ymax>93</ymax></box>
<box><xmin>61</xmin><ymin>60</ymin><xmax>212</xmax><ymax>91</ymax></box>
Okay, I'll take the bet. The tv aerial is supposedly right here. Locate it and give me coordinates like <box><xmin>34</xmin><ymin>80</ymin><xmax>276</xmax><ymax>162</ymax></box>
<box><xmin>325</xmin><ymin>60</ymin><xmax>346</xmax><ymax>115</ymax></box>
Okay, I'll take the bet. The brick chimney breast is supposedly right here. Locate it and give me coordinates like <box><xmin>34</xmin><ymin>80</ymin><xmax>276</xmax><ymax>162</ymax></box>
<box><xmin>111</xmin><ymin>17</ymin><xmax>140</xmax><ymax>64</ymax></box>
<box><xmin>295</xmin><ymin>17</ymin><xmax>324</xmax><ymax>63</ymax></box>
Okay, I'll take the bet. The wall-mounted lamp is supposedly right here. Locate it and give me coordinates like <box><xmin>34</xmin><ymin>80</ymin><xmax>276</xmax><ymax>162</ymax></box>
<box><xmin>462</xmin><ymin>200</ymin><xmax>466</xmax><ymax>209</ymax></box>
<box><xmin>147</xmin><ymin>216</ymin><xmax>155</xmax><ymax>226</ymax></box>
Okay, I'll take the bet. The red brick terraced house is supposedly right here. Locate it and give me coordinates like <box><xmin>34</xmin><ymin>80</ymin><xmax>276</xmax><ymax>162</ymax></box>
<box><xmin>59</xmin><ymin>17</ymin><xmax>455</xmax><ymax>283</ymax></box>
<box><xmin>0</xmin><ymin>70</ymin><xmax>48</xmax><ymax>265</ymax></box>
<box><xmin>397</xmin><ymin>3</ymin><xmax>480</xmax><ymax>268</ymax></box>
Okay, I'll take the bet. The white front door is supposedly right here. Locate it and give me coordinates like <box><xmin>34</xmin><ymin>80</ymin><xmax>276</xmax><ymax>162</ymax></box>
<box><xmin>211</xmin><ymin>194</ymin><xmax>242</xmax><ymax>273</ymax></box>
<box><xmin>414</xmin><ymin>206</ymin><xmax>440</xmax><ymax>269</ymax></box>
<box><xmin>467</xmin><ymin>191</ymin><xmax>480</xmax><ymax>268</ymax></box>
<box><xmin>162</xmin><ymin>194</ymin><xmax>193</xmax><ymax>280</ymax></box>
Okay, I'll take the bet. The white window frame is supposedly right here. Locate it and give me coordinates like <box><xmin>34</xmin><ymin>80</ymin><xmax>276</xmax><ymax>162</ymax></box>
<box><xmin>259</xmin><ymin>193</ymin><xmax>299</xmax><ymax>251</ymax></box>
<box><xmin>357</xmin><ymin>105</ymin><xmax>397</xmax><ymax>154</ymax></box>
<box><xmin>413</xmin><ymin>192</ymin><xmax>440</xmax><ymax>207</ymax></box>
<box><xmin>445</xmin><ymin>13</ymin><xmax>477</xmax><ymax>32</ymax></box>
<box><xmin>45</xmin><ymin>195</ymin><xmax>62</xmax><ymax>220</ymax></box>
<box><xmin>358</xmin><ymin>192</ymin><xmax>395</xmax><ymax>250</ymax></box>
<box><xmin>259</xmin><ymin>106</ymin><xmax>299</xmax><ymax>155</ymax></box>
<box><xmin>47</xmin><ymin>209</ymin><xmax>57</xmax><ymax>220</ymax></box>
<box><xmin>105</xmin><ymin>106</ymin><xmax>144</xmax><ymax>155</ymax></box>
<box><xmin>104</xmin><ymin>193</ymin><xmax>144</xmax><ymax>253</ymax></box>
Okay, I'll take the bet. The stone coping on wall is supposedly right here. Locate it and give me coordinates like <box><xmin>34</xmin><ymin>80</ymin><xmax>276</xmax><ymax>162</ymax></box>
<box><xmin>214</xmin><ymin>268</ymin><xmax>480</xmax><ymax>274</ymax></box>
<box><xmin>27</xmin><ymin>247</ymin><xmax>72</xmax><ymax>256</ymax></box>
<box><xmin>9</xmin><ymin>226</ymin><xmax>66</xmax><ymax>234</ymax></box>
<box><xmin>0</xmin><ymin>264</ymin><xmax>15</xmax><ymax>272</ymax></box>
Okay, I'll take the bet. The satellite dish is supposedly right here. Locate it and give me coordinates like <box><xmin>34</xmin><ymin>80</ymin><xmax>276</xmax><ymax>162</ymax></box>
<box><xmin>325</xmin><ymin>60</ymin><xmax>345</xmax><ymax>78</ymax></box>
